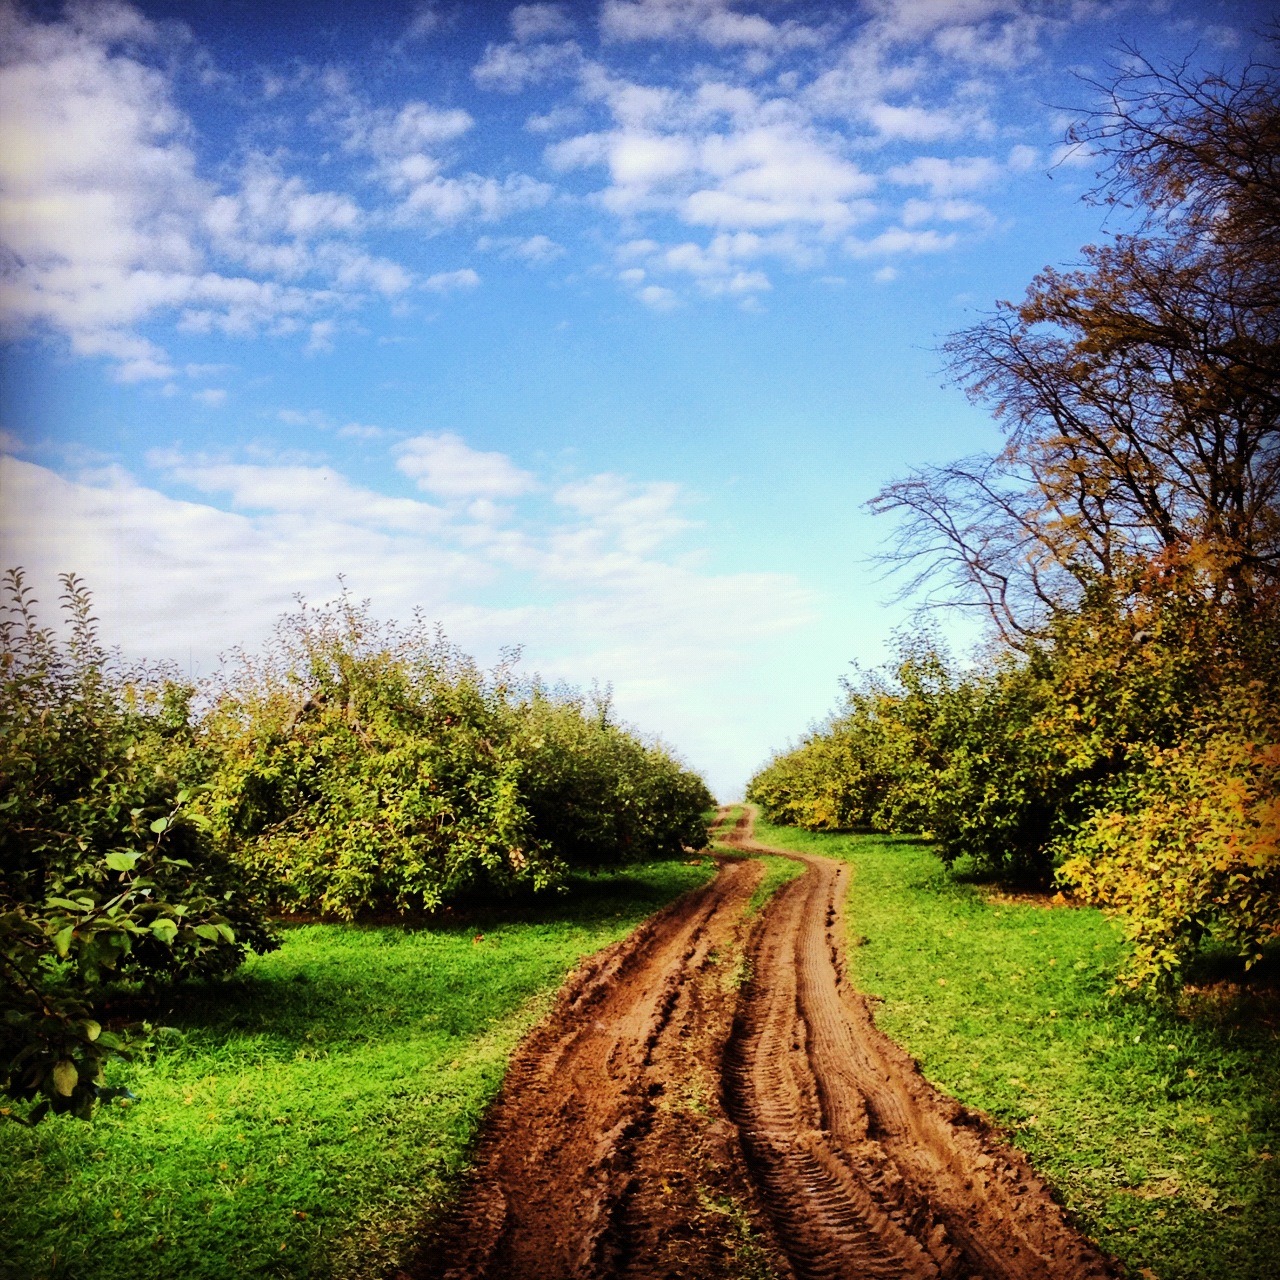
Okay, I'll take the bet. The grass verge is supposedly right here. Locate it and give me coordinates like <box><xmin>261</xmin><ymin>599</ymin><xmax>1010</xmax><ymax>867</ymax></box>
<box><xmin>753</xmin><ymin>818</ymin><xmax>1280</xmax><ymax>1280</ymax></box>
<box><xmin>0</xmin><ymin>858</ymin><xmax>715</xmax><ymax>1280</ymax></box>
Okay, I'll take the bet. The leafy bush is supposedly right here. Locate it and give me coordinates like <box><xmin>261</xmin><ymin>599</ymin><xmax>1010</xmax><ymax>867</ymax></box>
<box><xmin>750</xmin><ymin>635</ymin><xmax>1079</xmax><ymax>882</ymax></box>
<box><xmin>203</xmin><ymin>593</ymin><xmax>713</xmax><ymax>917</ymax></box>
<box><xmin>203</xmin><ymin>596</ymin><xmax>543</xmax><ymax>916</ymax></box>
<box><xmin>516</xmin><ymin>685</ymin><xmax>714</xmax><ymax>867</ymax></box>
<box><xmin>1061</xmin><ymin>713</ymin><xmax>1280</xmax><ymax>995</ymax></box>
<box><xmin>1</xmin><ymin>571</ymin><xmax>275</xmax><ymax>1122</ymax></box>
<box><xmin>749</xmin><ymin>556</ymin><xmax>1280</xmax><ymax>987</ymax></box>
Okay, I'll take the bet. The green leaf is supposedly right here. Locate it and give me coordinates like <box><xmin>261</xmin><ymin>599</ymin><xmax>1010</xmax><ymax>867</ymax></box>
<box><xmin>216</xmin><ymin>923</ymin><xmax>236</xmax><ymax>944</ymax></box>
<box><xmin>149</xmin><ymin>816</ymin><xmax>171</xmax><ymax>834</ymax></box>
<box><xmin>46</xmin><ymin>896</ymin><xmax>87</xmax><ymax>912</ymax></box>
<box><xmin>105</xmin><ymin>850</ymin><xmax>140</xmax><ymax>872</ymax></box>
<box><xmin>193</xmin><ymin>923</ymin><xmax>221</xmax><ymax>942</ymax></box>
<box><xmin>51</xmin><ymin>1059</ymin><xmax>78</xmax><ymax>1097</ymax></box>
<box><xmin>150</xmin><ymin>918</ymin><xmax>178</xmax><ymax>944</ymax></box>
<box><xmin>53</xmin><ymin>924</ymin><xmax>75</xmax><ymax>958</ymax></box>
<box><xmin>82</xmin><ymin>1019</ymin><xmax>102</xmax><ymax>1042</ymax></box>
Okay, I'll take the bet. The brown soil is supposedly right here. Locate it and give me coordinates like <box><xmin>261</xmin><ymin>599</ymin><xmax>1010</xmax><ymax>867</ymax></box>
<box><xmin>403</xmin><ymin>808</ymin><xmax>1118</xmax><ymax>1280</ymax></box>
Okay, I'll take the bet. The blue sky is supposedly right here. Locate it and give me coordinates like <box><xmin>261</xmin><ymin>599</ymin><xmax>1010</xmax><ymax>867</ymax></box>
<box><xmin>0</xmin><ymin>0</ymin><xmax>1268</xmax><ymax>796</ymax></box>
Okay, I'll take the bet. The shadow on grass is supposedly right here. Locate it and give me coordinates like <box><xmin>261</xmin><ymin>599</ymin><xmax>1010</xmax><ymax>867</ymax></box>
<box><xmin>106</xmin><ymin>862</ymin><xmax>708</xmax><ymax>1055</ymax></box>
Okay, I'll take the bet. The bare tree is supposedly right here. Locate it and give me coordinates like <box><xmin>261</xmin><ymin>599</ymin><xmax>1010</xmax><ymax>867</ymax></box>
<box><xmin>874</xmin><ymin>44</ymin><xmax>1280</xmax><ymax>635</ymax></box>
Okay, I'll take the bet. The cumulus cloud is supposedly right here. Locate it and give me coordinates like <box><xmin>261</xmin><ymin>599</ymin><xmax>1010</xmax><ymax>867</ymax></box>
<box><xmin>599</xmin><ymin>0</ymin><xmax>821</xmax><ymax>50</ymax></box>
<box><xmin>423</xmin><ymin>267</ymin><xmax>481</xmax><ymax>292</ymax></box>
<box><xmin>474</xmin><ymin>38</ymin><xmax>582</xmax><ymax>92</ymax></box>
<box><xmin>617</xmin><ymin>231</ymin><xmax>779</xmax><ymax>303</ymax></box>
<box><xmin>555</xmin><ymin>473</ymin><xmax>693</xmax><ymax>554</ymax></box>
<box><xmin>154</xmin><ymin>451</ymin><xmax>447</xmax><ymax>532</ymax></box>
<box><xmin>0</xmin><ymin>4</ymin><xmax>557</xmax><ymax>378</ymax></box>
<box><xmin>845</xmin><ymin>226</ymin><xmax>958</xmax><ymax>258</ymax></box>
<box><xmin>475</xmin><ymin>233</ymin><xmax>566</xmax><ymax>264</ymax></box>
<box><xmin>865</xmin><ymin>0</ymin><xmax>1057</xmax><ymax>67</ymax></box>
<box><xmin>0</xmin><ymin>3</ymin><xmax>206</xmax><ymax>372</ymax></box>
<box><xmin>887</xmin><ymin>154</ymin><xmax>1002</xmax><ymax>196</ymax></box>
<box><xmin>395</xmin><ymin>433</ymin><xmax>535</xmax><ymax>500</ymax></box>
<box><xmin>900</xmin><ymin>196</ymin><xmax>991</xmax><ymax>227</ymax></box>
<box><xmin>511</xmin><ymin>4</ymin><xmax>575</xmax><ymax>42</ymax></box>
<box><xmin>548</xmin><ymin>74</ymin><xmax>877</xmax><ymax>244</ymax></box>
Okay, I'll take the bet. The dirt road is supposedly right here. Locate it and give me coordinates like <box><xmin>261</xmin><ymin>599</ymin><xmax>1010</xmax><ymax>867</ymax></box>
<box><xmin>406</xmin><ymin>809</ymin><xmax>1116</xmax><ymax>1280</ymax></box>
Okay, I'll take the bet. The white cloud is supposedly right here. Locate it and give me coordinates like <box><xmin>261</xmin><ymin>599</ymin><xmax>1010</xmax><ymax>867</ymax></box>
<box><xmin>345</xmin><ymin>100</ymin><xmax>474</xmax><ymax>156</ymax></box>
<box><xmin>395</xmin><ymin>433</ymin><xmax>535</xmax><ymax>499</ymax></box>
<box><xmin>278</xmin><ymin>408</ymin><xmax>328</xmax><ymax>428</ymax></box>
<box><xmin>337</xmin><ymin>422</ymin><xmax>387</xmax><ymax>441</ymax></box>
<box><xmin>599</xmin><ymin>0</ymin><xmax>820</xmax><ymax>50</ymax></box>
<box><xmin>621</xmin><ymin>232</ymin><xmax>777</xmax><ymax>301</ymax></box>
<box><xmin>423</xmin><ymin>267</ymin><xmax>481</xmax><ymax>292</ymax></box>
<box><xmin>865</xmin><ymin>0</ymin><xmax>1056</xmax><ymax>67</ymax></box>
<box><xmin>511</xmin><ymin>4</ymin><xmax>575</xmax><ymax>42</ymax></box>
<box><xmin>0</xmin><ymin>3</ymin><xmax>204</xmax><ymax>367</ymax></box>
<box><xmin>401</xmin><ymin>3</ymin><xmax>441</xmax><ymax>43</ymax></box>
<box><xmin>0</xmin><ymin>4</ymin><xmax>431</xmax><ymax>376</ymax></box>
<box><xmin>192</xmin><ymin>387</ymin><xmax>226</xmax><ymax>406</ymax></box>
<box><xmin>845</xmin><ymin>226</ymin><xmax>958</xmax><ymax>257</ymax></box>
<box><xmin>637</xmin><ymin>283</ymin><xmax>678</xmax><ymax>310</ymax></box>
<box><xmin>337</xmin><ymin>96</ymin><xmax>553</xmax><ymax>225</ymax></box>
<box><xmin>473</xmin><ymin>40</ymin><xmax>581</xmax><ymax>94</ymax></box>
<box><xmin>399</xmin><ymin>172</ymin><xmax>554</xmax><ymax>224</ymax></box>
<box><xmin>1007</xmin><ymin>143</ymin><xmax>1040</xmax><ymax>173</ymax></box>
<box><xmin>887</xmin><ymin>154</ymin><xmax>1001</xmax><ymax>196</ymax></box>
<box><xmin>550</xmin><ymin>87</ymin><xmax>876</xmax><ymax>237</ymax></box>
<box><xmin>476</xmin><ymin>233</ymin><xmax>566</xmax><ymax>264</ymax></box>
<box><xmin>862</xmin><ymin>101</ymin><xmax>973</xmax><ymax>142</ymax></box>
<box><xmin>278</xmin><ymin>408</ymin><xmax>385</xmax><ymax>440</ymax></box>
<box><xmin>555</xmin><ymin>473</ymin><xmax>693</xmax><ymax>554</ymax></box>
<box><xmin>304</xmin><ymin>320</ymin><xmax>337</xmax><ymax>354</ymax></box>
<box><xmin>900</xmin><ymin>196</ymin><xmax>991</xmax><ymax>226</ymax></box>
<box><xmin>154</xmin><ymin>452</ymin><xmax>447</xmax><ymax>533</ymax></box>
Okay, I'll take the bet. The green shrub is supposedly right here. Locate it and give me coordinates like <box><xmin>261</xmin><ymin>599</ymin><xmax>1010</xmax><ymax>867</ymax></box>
<box><xmin>202</xmin><ymin>595</ymin><xmax>552</xmax><ymax>916</ymax></box>
<box><xmin>203</xmin><ymin>593</ymin><xmax>713</xmax><ymax>917</ymax></box>
<box><xmin>749</xmin><ymin>557</ymin><xmax>1280</xmax><ymax>988</ymax></box>
<box><xmin>515</xmin><ymin>687</ymin><xmax>713</xmax><ymax>866</ymax></box>
<box><xmin>0</xmin><ymin>571</ymin><xmax>275</xmax><ymax>1123</ymax></box>
<box><xmin>1061</xmin><ymin>716</ymin><xmax>1280</xmax><ymax>995</ymax></box>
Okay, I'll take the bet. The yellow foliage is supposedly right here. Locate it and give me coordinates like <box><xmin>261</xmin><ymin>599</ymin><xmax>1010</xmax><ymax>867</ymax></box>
<box><xmin>1061</xmin><ymin>721</ymin><xmax>1280</xmax><ymax>993</ymax></box>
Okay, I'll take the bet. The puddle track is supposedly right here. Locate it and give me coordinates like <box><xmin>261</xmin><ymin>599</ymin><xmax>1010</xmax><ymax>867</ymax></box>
<box><xmin>406</xmin><ymin>808</ymin><xmax>1117</xmax><ymax>1280</ymax></box>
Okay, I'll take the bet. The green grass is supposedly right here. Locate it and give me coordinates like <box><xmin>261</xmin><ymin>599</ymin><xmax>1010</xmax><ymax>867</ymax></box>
<box><xmin>753</xmin><ymin>818</ymin><xmax>1280</xmax><ymax>1280</ymax></box>
<box><xmin>709</xmin><ymin>805</ymin><xmax>804</xmax><ymax>917</ymax></box>
<box><xmin>736</xmin><ymin>852</ymin><xmax>805</xmax><ymax>918</ymax></box>
<box><xmin>0</xmin><ymin>857</ymin><xmax>716</xmax><ymax>1280</ymax></box>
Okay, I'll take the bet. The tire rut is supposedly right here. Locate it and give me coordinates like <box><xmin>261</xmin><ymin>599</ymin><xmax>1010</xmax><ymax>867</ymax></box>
<box><xmin>722</xmin><ymin>816</ymin><xmax>1116</xmax><ymax>1280</ymax></box>
<box><xmin>406</xmin><ymin>807</ymin><xmax>1117</xmax><ymax>1280</ymax></box>
<box><xmin>408</xmin><ymin>849</ymin><xmax>787</xmax><ymax>1280</ymax></box>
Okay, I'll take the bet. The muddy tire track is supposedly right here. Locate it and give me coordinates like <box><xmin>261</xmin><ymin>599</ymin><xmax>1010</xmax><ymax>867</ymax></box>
<box><xmin>722</xmin><ymin>817</ymin><xmax>1115</xmax><ymax>1280</ymax></box>
<box><xmin>407</xmin><ymin>847</ymin><xmax>791</xmax><ymax>1280</ymax></box>
<box><xmin>406</xmin><ymin>808</ymin><xmax>1116</xmax><ymax>1280</ymax></box>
